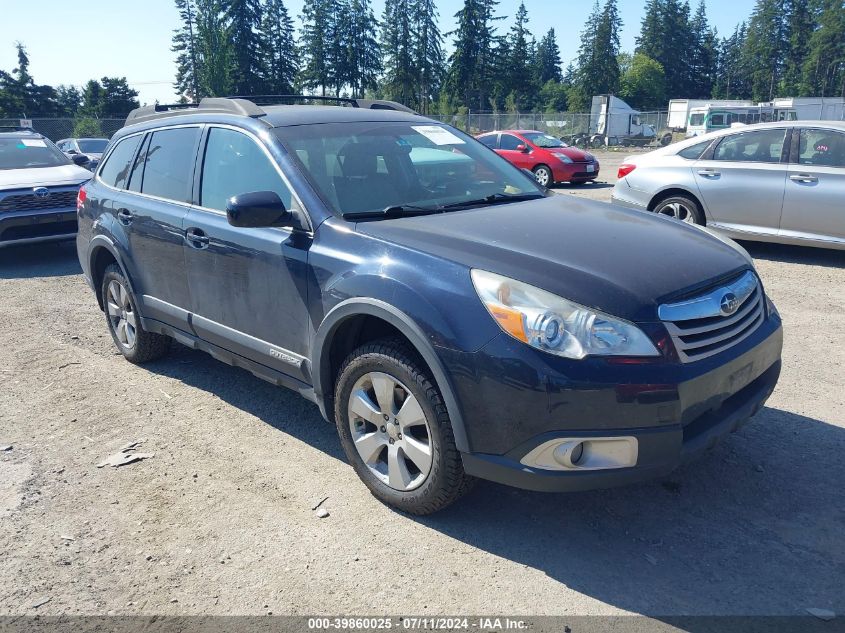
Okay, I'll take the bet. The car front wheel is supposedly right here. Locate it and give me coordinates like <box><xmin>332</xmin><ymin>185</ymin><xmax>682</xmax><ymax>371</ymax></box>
<box><xmin>532</xmin><ymin>165</ymin><xmax>553</xmax><ymax>187</ymax></box>
<box><xmin>334</xmin><ymin>338</ymin><xmax>473</xmax><ymax>515</ymax></box>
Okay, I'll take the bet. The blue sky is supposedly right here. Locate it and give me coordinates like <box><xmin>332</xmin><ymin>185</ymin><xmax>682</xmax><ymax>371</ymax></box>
<box><xmin>1</xmin><ymin>0</ymin><xmax>755</xmax><ymax>106</ymax></box>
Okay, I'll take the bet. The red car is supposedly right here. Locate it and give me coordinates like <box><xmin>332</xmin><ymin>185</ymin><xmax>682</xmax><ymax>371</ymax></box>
<box><xmin>476</xmin><ymin>130</ymin><xmax>600</xmax><ymax>187</ymax></box>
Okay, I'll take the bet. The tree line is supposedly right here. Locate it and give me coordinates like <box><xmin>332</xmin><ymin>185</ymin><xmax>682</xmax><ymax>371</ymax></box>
<box><xmin>1</xmin><ymin>0</ymin><xmax>844</xmax><ymax>120</ymax></box>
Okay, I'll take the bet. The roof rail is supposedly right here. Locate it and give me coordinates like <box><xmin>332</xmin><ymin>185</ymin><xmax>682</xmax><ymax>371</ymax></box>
<box><xmin>229</xmin><ymin>95</ymin><xmax>418</xmax><ymax>114</ymax></box>
<box><xmin>124</xmin><ymin>95</ymin><xmax>418</xmax><ymax>126</ymax></box>
<box><xmin>125</xmin><ymin>98</ymin><xmax>266</xmax><ymax>125</ymax></box>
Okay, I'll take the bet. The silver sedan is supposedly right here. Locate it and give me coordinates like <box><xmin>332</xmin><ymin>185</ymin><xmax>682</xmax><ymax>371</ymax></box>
<box><xmin>611</xmin><ymin>121</ymin><xmax>845</xmax><ymax>250</ymax></box>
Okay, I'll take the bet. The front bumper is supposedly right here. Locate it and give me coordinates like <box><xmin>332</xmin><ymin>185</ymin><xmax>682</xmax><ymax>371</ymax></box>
<box><xmin>0</xmin><ymin>207</ymin><xmax>78</xmax><ymax>248</ymax></box>
<box><xmin>552</xmin><ymin>161</ymin><xmax>600</xmax><ymax>183</ymax></box>
<box><xmin>446</xmin><ymin>313</ymin><xmax>783</xmax><ymax>492</ymax></box>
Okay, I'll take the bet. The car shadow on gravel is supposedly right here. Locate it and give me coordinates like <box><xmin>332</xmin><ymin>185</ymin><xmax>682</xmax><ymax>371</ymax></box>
<box><xmin>741</xmin><ymin>241</ymin><xmax>845</xmax><ymax>269</ymax></box>
<box><xmin>550</xmin><ymin>182</ymin><xmax>614</xmax><ymax>191</ymax></box>
<box><xmin>418</xmin><ymin>406</ymin><xmax>844</xmax><ymax>616</ymax></box>
<box><xmin>0</xmin><ymin>241</ymin><xmax>81</xmax><ymax>279</ymax></box>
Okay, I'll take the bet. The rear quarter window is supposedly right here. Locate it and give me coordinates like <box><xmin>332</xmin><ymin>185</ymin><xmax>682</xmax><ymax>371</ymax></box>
<box><xmin>677</xmin><ymin>139</ymin><xmax>711</xmax><ymax>160</ymax></box>
<box><xmin>98</xmin><ymin>135</ymin><xmax>143</xmax><ymax>190</ymax></box>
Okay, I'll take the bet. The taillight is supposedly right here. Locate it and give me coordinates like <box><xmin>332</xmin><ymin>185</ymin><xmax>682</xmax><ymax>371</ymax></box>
<box><xmin>76</xmin><ymin>186</ymin><xmax>87</xmax><ymax>211</ymax></box>
<box><xmin>617</xmin><ymin>164</ymin><xmax>636</xmax><ymax>179</ymax></box>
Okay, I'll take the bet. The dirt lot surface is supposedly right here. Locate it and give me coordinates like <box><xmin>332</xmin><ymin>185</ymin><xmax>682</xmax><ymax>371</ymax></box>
<box><xmin>1</xmin><ymin>153</ymin><xmax>843</xmax><ymax>617</ymax></box>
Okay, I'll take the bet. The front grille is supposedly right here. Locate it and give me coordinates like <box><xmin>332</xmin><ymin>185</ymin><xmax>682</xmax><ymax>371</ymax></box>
<box><xmin>0</xmin><ymin>190</ymin><xmax>77</xmax><ymax>213</ymax></box>
<box><xmin>660</xmin><ymin>271</ymin><xmax>764</xmax><ymax>363</ymax></box>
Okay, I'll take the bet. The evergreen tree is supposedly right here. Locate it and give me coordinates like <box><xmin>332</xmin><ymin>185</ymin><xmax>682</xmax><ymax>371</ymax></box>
<box><xmin>636</xmin><ymin>0</ymin><xmax>698</xmax><ymax>99</ymax></box>
<box><xmin>381</xmin><ymin>0</ymin><xmax>416</xmax><ymax>104</ymax></box>
<box><xmin>505</xmin><ymin>2</ymin><xmax>535</xmax><ymax>110</ymax></box>
<box><xmin>1</xmin><ymin>44</ymin><xmax>36</xmax><ymax>116</ymax></box>
<box><xmin>443</xmin><ymin>0</ymin><xmax>503</xmax><ymax>111</ymax></box>
<box><xmin>196</xmin><ymin>0</ymin><xmax>233</xmax><ymax>96</ymax></box>
<box><xmin>300</xmin><ymin>0</ymin><xmax>339</xmax><ymax>95</ymax></box>
<box><xmin>715</xmin><ymin>22</ymin><xmax>752</xmax><ymax>99</ymax></box>
<box><xmin>261</xmin><ymin>0</ymin><xmax>299</xmax><ymax>94</ymax></box>
<box><xmin>742</xmin><ymin>0</ymin><xmax>789</xmax><ymax>101</ymax></box>
<box><xmin>782</xmin><ymin>0</ymin><xmax>816</xmax><ymax>95</ymax></box>
<box><xmin>172</xmin><ymin>0</ymin><xmax>201</xmax><ymax>101</ymax></box>
<box><xmin>573</xmin><ymin>0</ymin><xmax>622</xmax><ymax>108</ymax></box>
<box><xmin>225</xmin><ymin>0</ymin><xmax>267</xmax><ymax>94</ymax></box>
<box><xmin>689</xmin><ymin>1</ymin><xmax>717</xmax><ymax>98</ymax></box>
<box><xmin>343</xmin><ymin>0</ymin><xmax>381</xmax><ymax>98</ymax></box>
<box><xmin>619</xmin><ymin>53</ymin><xmax>666</xmax><ymax>108</ymax></box>
<box><xmin>802</xmin><ymin>0</ymin><xmax>845</xmax><ymax>96</ymax></box>
<box><xmin>535</xmin><ymin>29</ymin><xmax>563</xmax><ymax>85</ymax></box>
<box><xmin>412</xmin><ymin>0</ymin><xmax>445</xmax><ymax>112</ymax></box>
<box><xmin>55</xmin><ymin>85</ymin><xmax>82</xmax><ymax>117</ymax></box>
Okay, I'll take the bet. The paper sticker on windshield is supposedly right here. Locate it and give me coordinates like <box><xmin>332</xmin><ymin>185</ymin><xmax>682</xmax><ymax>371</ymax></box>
<box><xmin>20</xmin><ymin>139</ymin><xmax>47</xmax><ymax>148</ymax></box>
<box><xmin>412</xmin><ymin>125</ymin><xmax>465</xmax><ymax>146</ymax></box>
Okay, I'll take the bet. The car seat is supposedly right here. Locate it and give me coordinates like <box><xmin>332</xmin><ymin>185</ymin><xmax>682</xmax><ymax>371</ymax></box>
<box><xmin>333</xmin><ymin>142</ymin><xmax>403</xmax><ymax>214</ymax></box>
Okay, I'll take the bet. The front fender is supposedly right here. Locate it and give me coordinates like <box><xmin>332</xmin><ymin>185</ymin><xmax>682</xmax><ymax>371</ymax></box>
<box><xmin>311</xmin><ymin>297</ymin><xmax>471</xmax><ymax>453</ymax></box>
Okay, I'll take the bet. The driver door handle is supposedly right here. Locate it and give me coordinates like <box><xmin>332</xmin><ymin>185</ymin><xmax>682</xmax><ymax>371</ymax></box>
<box><xmin>697</xmin><ymin>169</ymin><xmax>721</xmax><ymax>177</ymax></box>
<box><xmin>185</xmin><ymin>227</ymin><xmax>210</xmax><ymax>249</ymax></box>
<box><xmin>789</xmin><ymin>173</ymin><xmax>818</xmax><ymax>183</ymax></box>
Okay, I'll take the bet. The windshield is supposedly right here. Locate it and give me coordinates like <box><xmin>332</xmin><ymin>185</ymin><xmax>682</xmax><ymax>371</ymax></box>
<box><xmin>521</xmin><ymin>132</ymin><xmax>567</xmax><ymax>148</ymax></box>
<box><xmin>77</xmin><ymin>139</ymin><xmax>109</xmax><ymax>153</ymax></box>
<box><xmin>274</xmin><ymin>121</ymin><xmax>544</xmax><ymax>218</ymax></box>
<box><xmin>0</xmin><ymin>137</ymin><xmax>70</xmax><ymax>170</ymax></box>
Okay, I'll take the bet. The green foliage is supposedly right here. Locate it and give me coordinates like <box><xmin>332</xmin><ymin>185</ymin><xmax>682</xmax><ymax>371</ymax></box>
<box><xmin>619</xmin><ymin>53</ymin><xmax>666</xmax><ymax>109</ymax></box>
<box><xmin>73</xmin><ymin>117</ymin><xmax>104</xmax><ymax>138</ymax></box>
<box><xmin>262</xmin><ymin>0</ymin><xmax>299</xmax><ymax>94</ymax></box>
<box><xmin>538</xmin><ymin>80</ymin><xmax>568</xmax><ymax>112</ymax></box>
<box><xmin>575</xmin><ymin>0</ymin><xmax>622</xmax><ymax>101</ymax></box>
<box><xmin>802</xmin><ymin>0</ymin><xmax>845</xmax><ymax>96</ymax></box>
<box><xmin>535</xmin><ymin>29</ymin><xmax>563</xmax><ymax>85</ymax></box>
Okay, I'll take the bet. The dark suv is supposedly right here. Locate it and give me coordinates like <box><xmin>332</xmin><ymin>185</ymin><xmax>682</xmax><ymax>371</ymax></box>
<box><xmin>77</xmin><ymin>97</ymin><xmax>783</xmax><ymax>514</ymax></box>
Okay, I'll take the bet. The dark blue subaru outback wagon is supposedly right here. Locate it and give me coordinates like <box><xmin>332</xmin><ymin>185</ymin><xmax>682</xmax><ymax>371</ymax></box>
<box><xmin>77</xmin><ymin>97</ymin><xmax>783</xmax><ymax>514</ymax></box>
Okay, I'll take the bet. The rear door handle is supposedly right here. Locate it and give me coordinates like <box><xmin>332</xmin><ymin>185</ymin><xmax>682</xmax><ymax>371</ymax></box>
<box><xmin>117</xmin><ymin>208</ymin><xmax>133</xmax><ymax>225</ymax></box>
<box><xmin>697</xmin><ymin>169</ymin><xmax>721</xmax><ymax>177</ymax></box>
<box><xmin>789</xmin><ymin>173</ymin><xmax>818</xmax><ymax>183</ymax></box>
<box><xmin>185</xmin><ymin>227</ymin><xmax>210</xmax><ymax>249</ymax></box>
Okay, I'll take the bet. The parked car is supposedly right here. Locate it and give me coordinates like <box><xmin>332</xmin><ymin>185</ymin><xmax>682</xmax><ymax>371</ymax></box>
<box><xmin>57</xmin><ymin>137</ymin><xmax>109</xmax><ymax>171</ymax></box>
<box><xmin>612</xmin><ymin>121</ymin><xmax>845</xmax><ymax>250</ymax></box>
<box><xmin>77</xmin><ymin>97</ymin><xmax>782</xmax><ymax>514</ymax></box>
<box><xmin>476</xmin><ymin>130</ymin><xmax>600</xmax><ymax>187</ymax></box>
<box><xmin>0</xmin><ymin>129</ymin><xmax>91</xmax><ymax>248</ymax></box>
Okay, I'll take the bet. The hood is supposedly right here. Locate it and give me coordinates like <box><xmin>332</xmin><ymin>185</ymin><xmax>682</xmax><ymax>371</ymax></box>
<box><xmin>549</xmin><ymin>146</ymin><xmax>594</xmax><ymax>162</ymax></box>
<box><xmin>0</xmin><ymin>164</ymin><xmax>92</xmax><ymax>189</ymax></box>
<box><xmin>357</xmin><ymin>196</ymin><xmax>751</xmax><ymax>323</ymax></box>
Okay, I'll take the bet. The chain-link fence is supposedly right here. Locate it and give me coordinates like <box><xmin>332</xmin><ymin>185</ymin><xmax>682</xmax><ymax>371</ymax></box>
<box><xmin>0</xmin><ymin>118</ymin><xmax>126</xmax><ymax>141</ymax></box>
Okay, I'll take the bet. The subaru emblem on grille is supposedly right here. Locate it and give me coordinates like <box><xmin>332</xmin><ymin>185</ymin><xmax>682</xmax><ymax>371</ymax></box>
<box><xmin>33</xmin><ymin>187</ymin><xmax>50</xmax><ymax>199</ymax></box>
<box><xmin>720</xmin><ymin>292</ymin><xmax>739</xmax><ymax>316</ymax></box>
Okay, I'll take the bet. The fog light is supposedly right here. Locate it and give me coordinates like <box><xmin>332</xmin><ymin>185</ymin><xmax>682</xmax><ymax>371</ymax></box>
<box><xmin>521</xmin><ymin>436</ymin><xmax>638</xmax><ymax>471</ymax></box>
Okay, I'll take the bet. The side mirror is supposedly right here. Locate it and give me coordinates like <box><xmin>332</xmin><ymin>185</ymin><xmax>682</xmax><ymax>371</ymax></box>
<box><xmin>516</xmin><ymin>144</ymin><xmax>530</xmax><ymax>153</ymax></box>
<box><xmin>226</xmin><ymin>191</ymin><xmax>293</xmax><ymax>228</ymax></box>
<box><xmin>71</xmin><ymin>154</ymin><xmax>89</xmax><ymax>166</ymax></box>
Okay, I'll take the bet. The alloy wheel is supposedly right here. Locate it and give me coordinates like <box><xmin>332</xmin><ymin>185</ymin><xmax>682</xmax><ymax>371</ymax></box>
<box><xmin>106</xmin><ymin>280</ymin><xmax>137</xmax><ymax>349</ymax></box>
<box><xmin>347</xmin><ymin>371</ymin><xmax>433</xmax><ymax>492</ymax></box>
<box><xmin>657</xmin><ymin>202</ymin><xmax>697</xmax><ymax>224</ymax></box>
<box><xmin>534</xmin><ymin>168</ymin><xmax>551</xmax><ymax>187</ymax></box>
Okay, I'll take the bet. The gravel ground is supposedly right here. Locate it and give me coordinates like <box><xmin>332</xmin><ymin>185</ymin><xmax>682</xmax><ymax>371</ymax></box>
<box><xmin>1</xmin><ymin>153</ymin><xmax>843</xmax><ymax>617</ymax></box>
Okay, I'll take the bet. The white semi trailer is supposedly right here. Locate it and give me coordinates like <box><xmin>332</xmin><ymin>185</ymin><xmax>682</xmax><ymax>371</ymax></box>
<box><xmin>667</xmin><ymin>99</ymin><xmax>753</xmax><ymax>131</ymax></box>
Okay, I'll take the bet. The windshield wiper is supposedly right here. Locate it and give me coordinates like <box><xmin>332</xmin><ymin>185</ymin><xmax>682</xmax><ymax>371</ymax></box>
<box><xmin>342</xmin><ymin>204</ymin><xmax>440</xmax><ymax>220</ymax></box>
<box><xmin>439</xmin><ymin>192</ymin><xmax>546</xmax><ymax>211</ymax></box>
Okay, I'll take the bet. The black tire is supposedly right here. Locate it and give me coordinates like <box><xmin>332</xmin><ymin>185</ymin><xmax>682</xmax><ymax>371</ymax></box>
<box><xmin>334</xmin><ymin>338</ymin><xmax>474</xmax><ymax>515</ymax></box>
<box><xmin>652</xmin><ymin>195</ymin><xmax>705</xmax><ymax>226</ymax></box>
<box><xmin>532</xmin><ymin>165</ymin><xmax>553</xmax><ymax>188</ymax></box>
<box><xmin>101</xmin><ymin>264</ymin><xmax>171</xmax><ymax>364</ymax></box>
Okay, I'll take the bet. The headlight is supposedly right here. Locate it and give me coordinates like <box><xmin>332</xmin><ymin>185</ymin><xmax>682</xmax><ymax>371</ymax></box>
<box><xmin>554</xmin><ymin>153</ymin><xmax>573</xmax><ymax>164</ymax></box>
<box><xmin>471</xmin><ymin>270</ymin><xmax>660</xmax><ymax>359</ymax></box>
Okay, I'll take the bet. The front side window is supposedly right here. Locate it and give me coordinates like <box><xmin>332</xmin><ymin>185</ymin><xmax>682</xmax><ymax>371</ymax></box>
<box><xmin>200</xmin><ymin>127</ymin><xmax>294</xmax><ymax>212</ymax></box>
<box><xmin>712</xmin><ymin>129</ymin><xmax>786</xmax><ymax>164</ymax></box>
<box><xmin>98</xmin><ymin>135</ymin><xmax>143</xmax><ymax>190</ymax></box>
<box><xmin>137</xmin><ymin>127</ymin><xmax>201</xmax><ymax>202</ymax></box>
<box><xmin>689</xmin><ymin>113</ymin><xmax>705</xmax><ymax>126</ymax></box>
<box><xmin>275</xmin><ymin>121</ymin><xmax>543</xmax><ymax>218</ymax></box>
<box><xmin>0</xmin><ymin>136</ymin><xmax>70</xmax><ymax>170</ymax></box>
<box><xmin>521</xmin><ymin>132</ymin><xmax>567</xmax><ymax>148</ymax></box>
<box><xmin>499</xmin><ymin>134</ymin><xmax>524</xmax><ymax>151</ymax></box>
<box><xmin>478</xmin><ymin>134</ymin><xmax>498</xmax><ymax>149</ymax></box>
<box><xmin>797</xmin><ymin>129</ymin><xmax>845</xmax><ymax>168</ymax></box>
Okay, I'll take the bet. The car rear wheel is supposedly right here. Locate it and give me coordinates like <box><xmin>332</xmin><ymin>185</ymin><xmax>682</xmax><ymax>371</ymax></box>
<box><xmin>334</xmin><ymin>338</ymin><xmax>473</xmax><ymax>515</ymax></box>
<box><xmin>652</xmin><ymin>195</ymin><xmax>704</xmax><ymax>225</ymax></box>
<box><xmin>532</xmin><ymin>165</ymin><xmax>553</xmax><ymax>187</ymax></box>
<box><xmin>102</xmin><ymin>264</ymin><xmax>171</xmax><ymax>364</ymax></box>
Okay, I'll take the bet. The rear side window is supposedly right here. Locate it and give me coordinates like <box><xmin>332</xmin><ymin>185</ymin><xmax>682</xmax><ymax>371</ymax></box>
<box><xmin>200</xmin><ymin>127</ymin><xmax>294</xmax><ymax>212</ymax></box>
<box><xmin>98</xmin><ymin>135</ymin><xmax>143</xmax><ymax>190</ymax></box>
<box><xmin>677</xmin><ymin>139</ymin><xmax>711</xmax><ymax>160</ymax></box>
<box><xmin>137</xmin><ymin>127</ymin><xmax>200</xmax><ymax>202</ymax></box>
<box><xmin>478</xmin><ymin>134</ymin><xmax>498</xmax><ymax>149</ymax></box>
<box><xmin>712</xmin><ymin>129</ymin><xmax>786</xmax><ymax>164</ymax></box>
<box><xmin>797</xmin><ymin>129</ymin><xmax>845</xmax><ymax>168</ymax></box>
